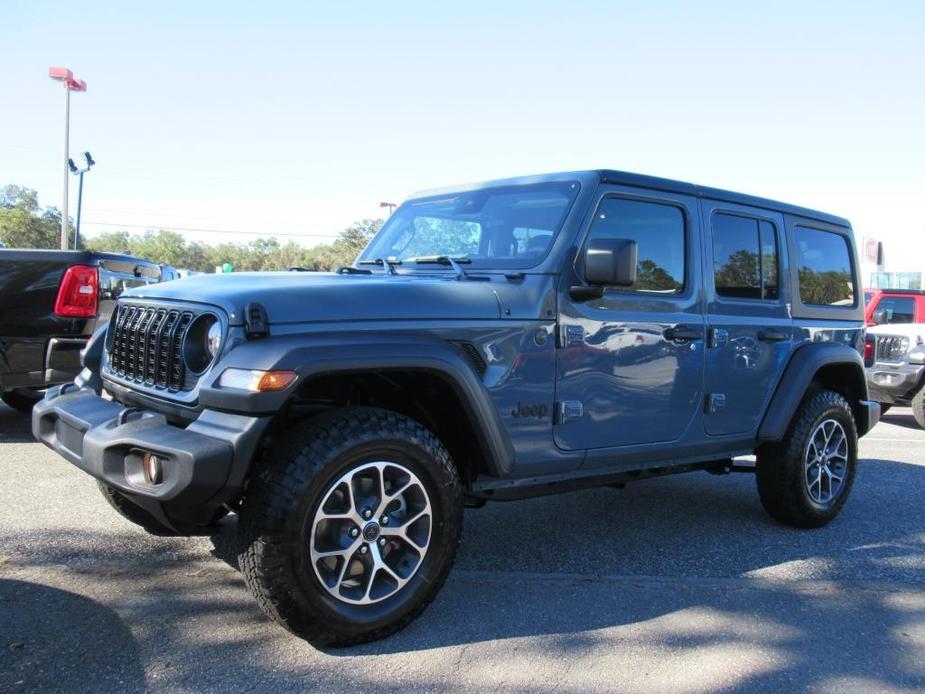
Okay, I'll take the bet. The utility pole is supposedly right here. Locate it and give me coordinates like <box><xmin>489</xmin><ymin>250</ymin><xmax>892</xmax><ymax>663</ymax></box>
<box><xmin>379</xmin><ymin>201</ymin><xmax>397</xmax><ymax>215</ymax></box>
<box><xmin>49</xmin><ymin>67</ymin><xmax>87</xmax><ymax>249</ymax></box>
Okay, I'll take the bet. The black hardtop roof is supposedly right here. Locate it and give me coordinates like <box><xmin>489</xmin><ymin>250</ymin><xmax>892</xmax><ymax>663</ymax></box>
<box><xmin>409</xmin><ymin>169</ymin><xmax>850</xmax><ymax>228</ymax></box>
<box><xmin>596</xmin><ymin>169</ymin><xmax>850</xmax><ymax>227</ymax></box>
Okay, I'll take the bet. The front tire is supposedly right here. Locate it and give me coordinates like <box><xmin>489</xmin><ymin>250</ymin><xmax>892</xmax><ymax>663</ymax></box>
<box><xmin>756</xmin><ymin>390</ymin><xmax>858</xmax><ymax>528</ymax></box>
<box><xmin>237</xmin><ymin>408</ymin><xmax>463</xmax><ymax>647</ymax></box>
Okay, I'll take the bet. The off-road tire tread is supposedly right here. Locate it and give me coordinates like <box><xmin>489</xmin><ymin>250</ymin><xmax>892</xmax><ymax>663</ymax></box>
<box><xmin>911</xmin><ymin>387</ymin><xmax>925</xmax><ymax>429</ymax></box>
<box><xmin>237</xmin><ymin>407</ymin><xmax>462</xmax><ymax>647</ymax></box>
<box><xmin>756</xmin><ymin>390</ymin><xmax>857</xmax><ymax>528</ymax></box>
<box><xmin>96</xmin><ymin>481</ymin><xmax>180</xmax><ymax>536</ymax></box>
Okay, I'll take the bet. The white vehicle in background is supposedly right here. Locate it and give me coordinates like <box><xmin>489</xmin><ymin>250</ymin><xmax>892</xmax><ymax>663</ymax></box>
<box><xmin>866</xmin><ymin>322</ymin><xmax>925</xmax><ymax>427</ymax></box>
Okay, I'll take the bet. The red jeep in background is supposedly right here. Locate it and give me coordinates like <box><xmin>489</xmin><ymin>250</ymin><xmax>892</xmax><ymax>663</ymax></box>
<box><xmin>864</xmin><ymin>288</ymin><xmax>925</xmax><ymax>326</ymax></box>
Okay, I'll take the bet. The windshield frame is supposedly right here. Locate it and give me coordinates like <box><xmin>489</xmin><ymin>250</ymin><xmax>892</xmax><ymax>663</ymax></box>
<box><xmin>357</xmin><ymin>180</ymin><xmax>582</xmax><ymax>271</ymax></box>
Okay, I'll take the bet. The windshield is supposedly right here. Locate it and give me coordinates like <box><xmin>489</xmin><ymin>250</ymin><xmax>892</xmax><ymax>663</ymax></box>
<box><xmin>360</xmin><ymin>181</ymin><xmax>580</xmax><ymax>269</ymax></box>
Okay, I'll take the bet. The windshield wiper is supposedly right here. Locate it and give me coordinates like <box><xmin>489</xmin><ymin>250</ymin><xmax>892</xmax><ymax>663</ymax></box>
<box><xmin>357</xmin><ymin>258</ymin><xmax>402</xmax><ymax>275</ymax></box>
<box><xmin>407</xmin><ymin>255</ymin><xmax>471</xmax><ymax>279</ymax></box>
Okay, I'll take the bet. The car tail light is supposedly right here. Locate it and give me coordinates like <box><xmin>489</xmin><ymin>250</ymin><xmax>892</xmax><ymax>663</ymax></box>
<box><xmin>54</xmin><ymin>265</ymin><xmax>99</xmax><ymax>318</ymax></box>
<box><xmin>864</xmin><ymin>338</ymin><xmax>874</xmax><ymax>363</ymax></box>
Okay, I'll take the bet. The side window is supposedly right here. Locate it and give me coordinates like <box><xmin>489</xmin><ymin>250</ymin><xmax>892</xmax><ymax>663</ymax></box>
<box><xmin>878</xmin><ymin>297</ymin><xmax>915</xmax><ymax>324</ymax></box>
<box><xmin>794</xmin><ymin>226</ymin><xmax>856</xmax><ymax>307</ymax></box>
<box><xmin>712</xmin><ymin>213</ymin><xmax>779</xmax><ymax>300</ymax></box>
<box><xmin>586</xmin><ymin>198</ymin><xmax>685</xmax><ymax>293</ymax></box>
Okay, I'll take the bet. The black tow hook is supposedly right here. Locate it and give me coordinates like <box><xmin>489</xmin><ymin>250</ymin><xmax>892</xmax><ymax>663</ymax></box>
<box><xmin>117</xmin><ymin>407</ymin><xmax>144</xmax><ymax>425</ymax></box>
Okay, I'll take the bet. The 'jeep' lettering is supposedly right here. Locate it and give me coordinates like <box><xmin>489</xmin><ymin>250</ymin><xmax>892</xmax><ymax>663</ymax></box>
<box><xmin>511</xmin><ymin>402</ymin><xmax>548</xmax><ymax>419</ymax></box>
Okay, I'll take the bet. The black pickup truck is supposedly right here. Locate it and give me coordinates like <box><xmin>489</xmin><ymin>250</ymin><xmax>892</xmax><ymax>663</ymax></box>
<box><xmin>0</xmin><ymin>250</ymin><xmax>162</xmax><ymax>411</ymax></box>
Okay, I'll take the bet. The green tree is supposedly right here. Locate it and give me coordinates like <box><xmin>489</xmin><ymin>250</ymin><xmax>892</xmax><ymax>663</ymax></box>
<box><xmin>636</xmin><ymin>259</ymin><xmax>682</xmax><ymax>291</ymax></box>
<box><xmin>0</xmin><ymin>185</ymin><xmax>77</xmax><ymax>249</ymax></box>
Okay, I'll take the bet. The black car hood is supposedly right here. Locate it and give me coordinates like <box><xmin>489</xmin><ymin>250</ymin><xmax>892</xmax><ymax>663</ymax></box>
<box><xmin>125</xmin><ymin>271</ymin><xmax>503</xmax><ymax>325</ymax></box>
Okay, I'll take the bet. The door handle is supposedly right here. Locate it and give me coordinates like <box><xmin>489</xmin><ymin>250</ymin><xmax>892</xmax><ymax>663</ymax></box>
<box><xmin>664</xmin><ymin>325</ymin><xmax>703</xmax><ymax>342</ymax></box>
<box><xmin>757</xmin><ymin>329</ymin><xmax>790</xmax><ymax>342</ymax></box>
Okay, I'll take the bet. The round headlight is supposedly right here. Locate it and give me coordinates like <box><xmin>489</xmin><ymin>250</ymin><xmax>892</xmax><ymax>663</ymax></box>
<box><xmin>183</xmin><ymin>314</ymin><xmax>221</xmax><ymax>374</ymax></box>
<box><xmin>207</xmin><ymin>321</ymin><xmax>222</xmax><ymax>357</ymax></box>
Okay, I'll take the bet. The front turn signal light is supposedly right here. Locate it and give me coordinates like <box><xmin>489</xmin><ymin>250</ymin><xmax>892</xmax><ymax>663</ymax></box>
<box><xmin>217</xmin><ymin>368</ymin><xmax>298</xmax><ymax>392</ymax></box>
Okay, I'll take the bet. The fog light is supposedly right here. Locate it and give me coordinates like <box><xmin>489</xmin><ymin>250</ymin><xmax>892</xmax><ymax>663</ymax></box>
<box><xmin>143</xmin><ymin>453</ymin><xmax>163</xmax><ymax>485</ymax></box>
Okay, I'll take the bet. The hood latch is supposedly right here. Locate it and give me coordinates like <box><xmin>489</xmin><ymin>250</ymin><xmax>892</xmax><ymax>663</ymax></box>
<box><xmin>244</xmin><ymin>302</ymin><xmax>270</xmax><ymax>339</ymax></box>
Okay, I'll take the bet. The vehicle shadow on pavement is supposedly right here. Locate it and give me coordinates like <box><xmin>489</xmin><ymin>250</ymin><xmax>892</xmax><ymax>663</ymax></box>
<box><xmin>879</xmin><ymin>411</ymin><xmax>923</xmax><ymax>431</ymax></box>
<box><xmin>2</xmin><ymin>457</ymin><xmax>923</xmax><ymax>690</ymax></box>
<box><xmin>0</xmin><ymin>406</ymin><xmax>34</xmax><ymax>444</ymax></box>
<box><xmin>0</xmin><ymin>579</ymin><xmax>148</xmax><ymax>691</ymax></box>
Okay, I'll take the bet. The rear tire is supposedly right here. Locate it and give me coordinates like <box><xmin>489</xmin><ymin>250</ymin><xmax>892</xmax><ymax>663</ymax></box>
<box><xmin>756</xmin><ymin>390</ymin><xmax>858</xmax><ymax>528</ymax></box>
<box><xmin>911</xmin><ymin>387</ymin><xmax>925</xmax><ymax>429</ymax></box>
<box><xmin>237</xmin><ymin>407</ymin><xmax>463</xmax><ymax>647</ymax></box>
<box><xmin>2</xmin><ymin>389</ymin><xmax>43</xmax><ymax>413</ymax></box>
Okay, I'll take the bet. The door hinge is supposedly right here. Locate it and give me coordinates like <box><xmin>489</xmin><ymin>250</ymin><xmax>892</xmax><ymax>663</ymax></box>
<box><xmin>705</xmin><ymin>393</ymin><xmax>726</xmax><ymax>414</ymax></box>
<box><xmin>558</xmin><ymin>325</ymin><xmax>585</xmax><ymax>348</ymax></box>
<box><xmin>708</xmin><ymin>328</ymin><xmax>728</xmax><ymax>349</ymax></box>
<box><xmin>556</xmin><ymin>400</ymin><xmax>584</xmax><ymax>424</ymax></box>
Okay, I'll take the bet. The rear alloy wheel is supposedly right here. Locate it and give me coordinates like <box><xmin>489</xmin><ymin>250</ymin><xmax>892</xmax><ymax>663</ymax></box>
<box><xmin>757</xmin><ymin>390</ymin><xmax>858</xmax><ymax>528</ymax></box>
<box><xmin>238</xmin><ymin>408</ymin><xmax>463</xmax><ymax>647</ymax></box>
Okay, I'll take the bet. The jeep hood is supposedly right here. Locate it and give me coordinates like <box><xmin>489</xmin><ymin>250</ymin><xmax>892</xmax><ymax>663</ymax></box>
<box><xmin>124</xmin><ymin>271</ymin><xmax>503</xmax><ymax>325</ymax></box>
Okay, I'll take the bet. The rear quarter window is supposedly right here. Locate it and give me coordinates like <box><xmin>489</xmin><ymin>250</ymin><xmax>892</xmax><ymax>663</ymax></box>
<box><xmin>793</xmin><ymin>226</ymin><xmax>856</xmax><ymax>307</ymax></box>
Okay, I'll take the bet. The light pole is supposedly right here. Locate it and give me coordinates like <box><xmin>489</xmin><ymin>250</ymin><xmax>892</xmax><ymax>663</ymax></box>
<box><xmin>49</xmin><ymin>67</ymin><xmax>87</xmax><ymax>249</ymax></box>
<box><xmin>379</xmin><ymin>201</ymin><xmax>397</xmax><ymax>215</ymax></box>
<box><xmin>68</xmin><ymin>152</ymin><xmax>95</xmax><ymax>249</ymax></box>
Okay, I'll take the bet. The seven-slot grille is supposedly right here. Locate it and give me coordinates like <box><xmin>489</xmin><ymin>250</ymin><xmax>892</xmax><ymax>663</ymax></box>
<box><xmin>875</xmin><ymin>335</ymin><xmax>907</xmax><ymax>362</ymax></box>
<box><xmin>108</xmin><ymin>304</ymin><xmax>194</xmax><ymax>391</ymax></box>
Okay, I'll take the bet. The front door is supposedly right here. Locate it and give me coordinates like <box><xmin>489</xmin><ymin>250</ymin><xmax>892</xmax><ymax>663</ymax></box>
<box><xmin>702</xmin><ymin>202</ymin><xmax>792</xmax><ymax>436</ymax></box>
<box><xmin>554</xmin><ymin>188</ymin><xmax>705</xmax><ymax>451</ymax></box>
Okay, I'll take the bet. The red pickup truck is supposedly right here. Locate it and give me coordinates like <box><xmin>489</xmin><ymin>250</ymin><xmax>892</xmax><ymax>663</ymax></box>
<box><xmin>864</xmin><ymin>288</ymin><xmax>925</xmax><ymax>326</ymax></box>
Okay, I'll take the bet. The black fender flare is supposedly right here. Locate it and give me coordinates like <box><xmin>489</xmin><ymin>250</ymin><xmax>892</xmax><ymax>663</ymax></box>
<box><xmin>758</xmin><ymin>341</ymin><xmax>873</xmax><ymax>441</ymax></box>
<box><xmin>198</xmin><ymin>333</ymin><xmax>515</xmax><ymax>477</ymax></box>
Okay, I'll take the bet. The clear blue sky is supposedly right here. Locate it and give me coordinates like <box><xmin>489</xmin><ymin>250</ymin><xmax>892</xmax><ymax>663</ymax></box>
<box><xmin>2</xmin><ymin>1</ymin><xmax>923</xmax><ymax>269</ymax></box>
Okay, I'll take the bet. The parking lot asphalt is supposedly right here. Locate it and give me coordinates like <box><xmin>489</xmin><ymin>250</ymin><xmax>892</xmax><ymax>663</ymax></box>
<box><xmin>1</xmin><ymin>404</ymin><xmax>923</xmax><ymax>693</ymax></box>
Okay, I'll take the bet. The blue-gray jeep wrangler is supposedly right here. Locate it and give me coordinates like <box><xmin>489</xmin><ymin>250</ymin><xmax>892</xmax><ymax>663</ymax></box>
<box><xmin>33</xmin><ymin>170</ymin><xmax>880</xmax><ymax>646</ymax></box>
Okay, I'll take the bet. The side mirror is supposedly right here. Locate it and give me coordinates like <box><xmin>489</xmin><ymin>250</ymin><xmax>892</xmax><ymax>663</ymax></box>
<box><xmin>872</xmin><ymin>307</ymin><xmax>888</xmax><ymax>325</ymax></box>
<box><xmin>586</xmin><ymin>238</ymin><xmax>637</xmax><ymax>287</ymax></box>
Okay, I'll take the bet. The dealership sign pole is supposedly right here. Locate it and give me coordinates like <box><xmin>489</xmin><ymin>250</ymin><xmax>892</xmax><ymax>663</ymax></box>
<box><xmin>48</xmin><ymin>67</ymin><xmax>87</xmax><ymax>250</ymax></box>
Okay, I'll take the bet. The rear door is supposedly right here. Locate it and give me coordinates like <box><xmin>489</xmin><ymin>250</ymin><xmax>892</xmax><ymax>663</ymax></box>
<box><xmin>702</xmin><ymin>202</ymin><xmax>792</xmax><ymax>436</ymax></box>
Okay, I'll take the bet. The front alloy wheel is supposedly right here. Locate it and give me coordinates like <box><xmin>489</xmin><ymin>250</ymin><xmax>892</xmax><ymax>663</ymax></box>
<box><xmin>310</xmin><ymin>461</ymin><xmax>432</xmax><ymax>605</ymax></box>
<box><xmin>238</xmin><ymin>408</ymin><xmax>462</xmax><ymax>647</ymax></box>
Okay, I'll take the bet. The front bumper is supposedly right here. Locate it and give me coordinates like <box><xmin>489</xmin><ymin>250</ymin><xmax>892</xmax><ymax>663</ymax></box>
<box><xmin>866</xmin><ymin>362</ymin><xmax>925</xmax><ymax>404</ymax></box>
<box><xmin>32</xmin><ymin>384</ymin><xmax>269</xmax><ymax>531</ymax></box>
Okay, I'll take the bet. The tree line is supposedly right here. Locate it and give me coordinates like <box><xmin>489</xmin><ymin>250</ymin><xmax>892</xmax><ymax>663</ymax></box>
<box><xmin>0</xmin><ymin>184</ymin><xmax>382</xmax><ymax>272</ymax></box>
